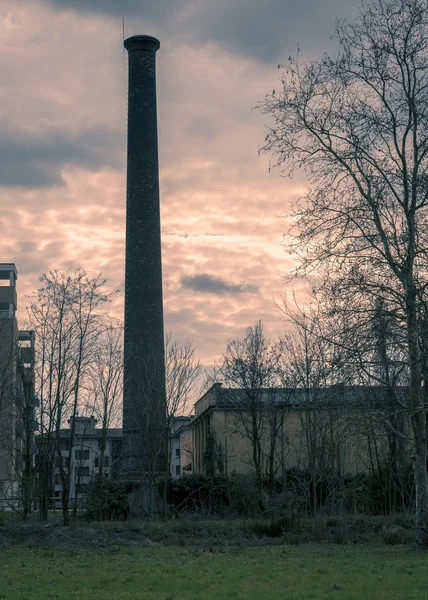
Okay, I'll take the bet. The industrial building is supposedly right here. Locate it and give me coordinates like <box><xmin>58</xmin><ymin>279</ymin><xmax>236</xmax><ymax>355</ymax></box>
<box><xmin>175</xmin><ymin>383</ymin><xmax>405</xmax><ymax>479</ymax></box>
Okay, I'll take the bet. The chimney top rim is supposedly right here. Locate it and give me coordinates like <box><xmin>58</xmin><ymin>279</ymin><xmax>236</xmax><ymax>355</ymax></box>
<box><xmin>124</xmin><ymin>35</ymin><xmax>160</xmax><ymax>52</ymax></box>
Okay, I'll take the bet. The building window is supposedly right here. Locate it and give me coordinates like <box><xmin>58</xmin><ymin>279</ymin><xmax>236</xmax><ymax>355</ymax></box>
<box><xmin>175</xmin><ymin>448</ymin><xmax>180</xmax><ymax>458</ymax></box>
<box><xmin>76</xmin><ymin>483</ymin><xmax>89</xmax><ymax>496</ymax></box>
<box><xmin>0</xmin><ymin>302</ymin><xmax>10</xmax><ymax>318</ymax></box>
<box><xmin>175</xmin><ymin>465</ymin><xmax>180</xmax><ymax>477</ymax></box>
<box><xmin>112</xmin><ymin>439</ymin><xmax>122</xmax><ymax>454</ymax></box>
<box><xmin>94</xmin><ymin>456</ymin><xmax>109</xmax><ymax>468</ymax></box>
<box><xmin>60</xmin><ymin>439</ymin><xmax>70</xmax><ymax>451</ymax></box>
<box><xmin>54</xmin><ymin>455</ymin><xmax>67</xmax><ymax>468</ymax></box>
<box><xmin>75</xmin><ymin>449</ymin><xmax>89</xmax><ymax>460</ymax></box>
<box><xmin>76</xmin><ymin>466</ymin><xmax>90</xmax><ymax>477</ymax></box>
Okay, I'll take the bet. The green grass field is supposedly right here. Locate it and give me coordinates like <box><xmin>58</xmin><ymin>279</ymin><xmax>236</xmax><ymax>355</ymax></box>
<box><xmin>0</xmin><ymin>544</ymin><xmax>426</xmax><ymax>600</ymax></box>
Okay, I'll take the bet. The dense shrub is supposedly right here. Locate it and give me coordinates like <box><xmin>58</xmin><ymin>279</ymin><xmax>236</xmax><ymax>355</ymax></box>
<box><xmin>165</xmin><ymin>475</ymin><xmax>229</xmax><ymax>514</ymax></box>
<box><xmin>86</xmin><ymin>479</ymin><xmax>130</xmax><ymax>522</ymax></box>
<box><xmin>392</xmin><ymin>514</ymin><xmax>414</xmax><ymax>530</ymax></box>
<box><xmin>227</xmin><ymin>474</ymin><xmax>263</xmax><ymax>516</ymax></box>
<box><xmin>251</xmin><ymin>514</ymin><xmax>296</xmax><ymax>538</ymax></box>
<box><xmin>382</xmin><ymin>525</ymin><xmax>414</xmax><ymax>545</ymax></box>
<box><xmin>166</xmin><ymin>468</ymin><xmax>416</xmax><ymax>517</ymax></box>
<box><xmin>325</xmin><ymin>516</ymin><xmax>339</xmax><ymax>528</ymax></box>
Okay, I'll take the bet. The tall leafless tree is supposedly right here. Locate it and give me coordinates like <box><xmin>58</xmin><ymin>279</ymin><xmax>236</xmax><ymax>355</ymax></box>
<box><xmin>260</xmin><ymin>0</ymin><xmax>428</xmax><ymax>547</ymax></box>
<box><xmin>162</xmin><ymin>334</ymin><xmax>202</xmax><ymax>511</ymax></box>
<box><xmin>278</xmin><ymin>310</ymin><xmax>354</xmax><ymax>514</ymax></box>
<box><xmin>214</xmin><ymin>321</ymin><xmax>290</xmax><ymax>500</ymax></box>
<box><xmin>29</xmin><ymin>268</ymin><xmax>116</xmax><ymax>525</ymax></box>
<box><xmin>89</xmin><ymin>323</ymin><xmax>123</xmax><ymax>482</ymax></box>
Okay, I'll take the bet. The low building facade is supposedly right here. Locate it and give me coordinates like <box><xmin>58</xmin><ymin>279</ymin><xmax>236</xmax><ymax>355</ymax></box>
<box><xmin>178</xmin><ymin>383</ymin><xmax>406</xmax><ymax>479</ymax></box>
<box><xmin>170</xmin><ymin>416</ymin><xmax>193</xmax><ymax>479</ymax></box>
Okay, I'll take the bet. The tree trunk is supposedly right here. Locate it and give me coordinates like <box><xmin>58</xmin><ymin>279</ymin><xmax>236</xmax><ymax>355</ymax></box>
<box><xmin>163</xmin><ymin>427</ymin><xmax>170</xmax><ymax>520</ymax></box>
<box><xmin>268</xmin><ymin>414</ymin><xmax>277</xmax><ymax>492</ymax></box>
<box><xmin>253</xmin><ymin>437</ymin><xmax>264</xmax><ymax>511</ymax></box>
<box><xmin>38</xmin><ymin>452</ymin><xmax>49</xmax><ymax>522</ymax></box>
<box><xmin>72</xmin><ymin>479</ymin><xmax>80</xmax><ymax>521</ymax></box>
<box><xmin>98</xmin><ymin>439</ymin><xmax>106</xmax><ymax>481</ymax></box>
<box><xmin>39</xmin><ymin>493</ymin><xmax>48</xmax><ymax>522</ymax></box>
<box><xmin>406</xmin><ymin>278</ymin><xmax>428</xmax><ymax>547</ymax></box>
<box><xmin>22</xmin><ymin>451</ymin><xmax>32</xmax><ymax>521</ymax></box>
<box><xmin>60</xmin><ymin>461</ymin><xmax>70</xmax><ymax>526</ymax></box>
<box><xmin>311</xmin><ymin>463</ymin><xmax>318</xmax><ymax>515</ymax></box>
<box><xmin>412</xmin><ymin>415</ymin><xmax>428</xmax><ymax>548</ymax></box>
<box><xmin>251</xmin><ymin>410</ymin><xmax>264</xmax><ymax>509</ymax></box>
<box><xmin>62</xmin><ymin>490</ymin><xmax>70</xmax><ymax>527</ymax></box>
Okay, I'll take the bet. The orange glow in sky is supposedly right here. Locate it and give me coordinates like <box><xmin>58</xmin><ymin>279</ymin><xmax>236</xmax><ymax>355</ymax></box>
<box><xmin>1</xmin><ymin>0</ymin><xmax>358</xmax><ymax>364</ymax></box>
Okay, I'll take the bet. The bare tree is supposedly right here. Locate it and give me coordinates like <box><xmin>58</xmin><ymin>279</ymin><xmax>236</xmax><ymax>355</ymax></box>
<box><xmin>29</xmin><ymin>268</ymin><xmax>116</xmax><ymax>525</ymax></box>
<box><xmin>260</xmin><ymin>0</ymin><xmax>428</xmax><ymax>547</ymax></box>
<box><xmin>214</xmin><ymin>321</ymin><xmax>289</xmax><ymax>501</ymax></box>
<box><xmin>15</xmin><ymin>331</ymin><xmax>37</xmax><ymax>520</ymax></box>
<box><xmin>284</xmin><ymin>278</ymin><xmax>415</xmax><ymax>509</ymax></box>
<box><xmin>89</xmin><ymin>323</ymin><xmax>123</xmax><ymax>482</ymax></box>
<box><xmin>162</xmin><ymin>334</ymin><xmax>202</xmax><ymax>511</ymax></box>
<box><xmin>278</xmin><ymin>312</ymin><xmax>352</xmax><ymax>514</ymax></box>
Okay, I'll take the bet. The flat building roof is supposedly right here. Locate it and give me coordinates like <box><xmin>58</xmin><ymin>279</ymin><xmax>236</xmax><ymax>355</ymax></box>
<box><xmin>0</xmin><ymin>264</ymin><xmax>18</xmax><ymax>279</ymax></box>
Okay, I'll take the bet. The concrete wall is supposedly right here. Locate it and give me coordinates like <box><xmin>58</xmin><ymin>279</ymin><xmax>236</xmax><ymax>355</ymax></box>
<box><xmin>183</xmin><ymin>404</ymin><xmax>389</xmax><ymax>478</ymax></box>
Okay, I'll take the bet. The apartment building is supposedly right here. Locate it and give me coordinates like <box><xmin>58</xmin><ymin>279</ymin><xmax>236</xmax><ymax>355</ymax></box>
<box><xmin>43</xmin><ymin>415</ymin><xmax>123</xmax><ymax>508</ymax></box>
<box><xmin>39</xmin><ymin>413</ymin><xmax>192</xmax><ymax>505</ymax></box>
<box><xmin>0</xmin><ymin>264</ymin><xmax>37</xmax><ymax>509</ymax></box>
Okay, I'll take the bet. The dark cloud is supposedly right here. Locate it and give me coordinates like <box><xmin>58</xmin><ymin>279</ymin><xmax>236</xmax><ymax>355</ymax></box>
<box><xmin>1</xmin><ymin>240</ymin><xmax>51</xmax><ymax>281</ymax></box>
<box><xmin>0</xmin><ymin>123</ymin><xmax>123</xmax><ymax>187</ymax></box>
<box><xmin>34</xmin><ymin>0</ymin><xmax>359</xmax><ymax>63</ymax></box>
<box><xmin>181</xmin><ymin>274</ymin><xmax>258</xmax><ymax>295</ymax></box>
<box><xmin>38</xmin><ymin>0</ymin><xmax>181</xmax><ymax>19</ymax></box>
<box><xmin>191</xmin><ymin>0</ymin><xmax>359</xmax><ymax>62</ymax></box>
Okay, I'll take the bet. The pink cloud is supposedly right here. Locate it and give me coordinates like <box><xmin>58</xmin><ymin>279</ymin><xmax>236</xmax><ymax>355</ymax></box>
<box><xmin>0</xmin><ymin>0</ymin><xmax>311</xmax><ymax>364</ymax></box>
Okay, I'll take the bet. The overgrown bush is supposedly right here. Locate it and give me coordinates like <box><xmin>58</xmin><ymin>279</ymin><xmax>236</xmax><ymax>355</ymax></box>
<box><xmin>165</xmin><ymin>468</ymin><xmax>416</xmax><ymax>518</ymax></box>
<box><xmin>251</xmin><ymin>514</ymin><xmax>296</xmax><ymax>538</ymax></box>
<box><xmin>382</xmin><ymin>525</ymin><xmax>414</xmax><ymax>545</ymax></box>
<box><xmin>392</xmin><ymin>514</ymin><xmax>414</xmax><ymax>530</ymax></box>
<box><xmin>86</xmin><ymin>479</ymin><xmax>129</xmax><ymax>522</ymax></box>
<box><xmin>165</xmin><ymin>474</ymin><xmax>230</xmax><ymax>514</ymax></box>
<box><xmin>227</xmin><ymin>474</ymin><xmax>263</xmax><ymax>516</ymax></box>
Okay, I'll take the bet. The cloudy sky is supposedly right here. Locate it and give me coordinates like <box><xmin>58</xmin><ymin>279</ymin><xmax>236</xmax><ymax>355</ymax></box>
<box><xmin>1</xmin><ymin>0</ymin><xmax>358</xmax><ymax>364</ymax></box>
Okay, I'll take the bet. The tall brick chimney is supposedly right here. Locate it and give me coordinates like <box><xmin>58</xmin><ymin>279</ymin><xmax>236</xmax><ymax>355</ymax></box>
<box><xmin>122</xmin><ymin>35</ymin><xmax>166</xmax><ymax>476</ymax></box>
